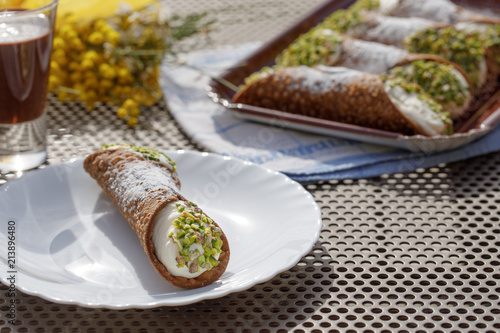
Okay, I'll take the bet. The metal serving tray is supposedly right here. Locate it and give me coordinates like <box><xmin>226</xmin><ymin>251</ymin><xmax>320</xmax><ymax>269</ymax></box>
<box><xmin>207</xmin><ymin>0</ymin><xmax>500</xmax><ymax>153</ymax></box>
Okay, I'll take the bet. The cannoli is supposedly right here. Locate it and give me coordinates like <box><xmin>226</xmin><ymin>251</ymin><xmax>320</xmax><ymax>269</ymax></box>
<box><xmin>353</xmin><ymin>0</ymin><xmax>500</xmax><ymax>25</ymax></box>
<box><xmin>319</xmin><ymin>8</ymin><xmax>500</xmax><ymax>93</ymax></box>
<box><xmin>83</xmin><ymin>144</ymin><xmax>230</xmax><ymax>289</ymax></box>
<box><xmin>233</xmin><ymin>65</ymin><xmax>452</xmax><ymax>136</ymax></box>
<box><xmin>276</xmin><ymin>28</ymin><xmax>473</xmax><ymax>119</ymax></box>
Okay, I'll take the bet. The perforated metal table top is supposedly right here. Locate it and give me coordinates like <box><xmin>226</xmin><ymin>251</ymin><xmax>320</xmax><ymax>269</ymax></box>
<box><xmin>2</xmin><ymin>1</ymin><xmax>500</xmax><ymax>332</ymax></box>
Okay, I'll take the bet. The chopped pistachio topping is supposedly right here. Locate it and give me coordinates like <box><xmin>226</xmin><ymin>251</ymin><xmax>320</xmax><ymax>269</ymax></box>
<box><xmin>101</xmin><ymin>143</ymin><xmax>176</xmax><ymax>170</ymax></box>
<box><xmin>477</xmin><ymin>24</ymin><xmax>500</xmax><ymax>64</ymax></box>
<box><xmin>275</xmin><ymin>27</ymin><xmax>343</xmax><ymax>67</ymax></box>
<box><xmin>383</xmin><ymin>60</ymin><xmax>468</xmax><ymax>107</ymax></box>
<box><xmin>404</xmin><ymin>27</ymin><xmax>486</xmax><ymax>89</ymax></box>
<box><xmin>319</xmin><ymin>8</ymin><xmax>364</xmax><ymax>34</ymax></box>
<box><xmin>382</xmin><ymin>75</ymin><xmax>453</xmax><ymax>135</ymax></box>
<box><xmin>242</xmin><ymin>66</ymin><xmax>276</xmax><ymax>87</ymax></box>
<box><xmin>489</xmin><ymin>24</ymin><xmax>500</xmax><ymax>48</ymax></box>
<box><xmin>349</xmin><ymin>0</ymin><xmax>380</xmax><ymax>11</ymax></box>
<box><xmin>383</xmin><ymin>77</ymin><xmax>441</xmax><ymax>112</ymax></box>
<box><xmin>168</xmin><ymin>201</ymin><xmax>223</xmax><ymax>272</ymax></box>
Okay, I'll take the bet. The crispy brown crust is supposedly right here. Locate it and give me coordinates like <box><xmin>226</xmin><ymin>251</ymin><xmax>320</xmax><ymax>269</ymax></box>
<box><xmin>84</xmin><ymin>149</ymin><xmax>230</xmax><ymax>289</ymax></box>
<box><xmin>232</xmin><ymin>66</ymin><xmax>428</xmax><ymax>135</ymax></box>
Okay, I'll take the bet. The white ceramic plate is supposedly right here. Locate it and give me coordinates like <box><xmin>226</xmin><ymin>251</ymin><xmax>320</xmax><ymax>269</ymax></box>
<box><xmin>0</xmin><ymin>150</ymin><xmax>321</xmax><ymax>309</ymax></box>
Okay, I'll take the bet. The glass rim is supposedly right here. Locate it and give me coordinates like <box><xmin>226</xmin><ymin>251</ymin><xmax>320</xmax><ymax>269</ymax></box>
<box><xmin>0</xmin><ymin>0</ymin><xmax>58</xmax><ymax>15</ymax></box>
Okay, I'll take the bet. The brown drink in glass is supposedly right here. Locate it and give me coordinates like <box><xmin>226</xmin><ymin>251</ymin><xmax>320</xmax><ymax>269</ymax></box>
<box><xmin>0</xmin><ymin>0</ymin><xmax>57</xmax><ymax>172</ymax></box>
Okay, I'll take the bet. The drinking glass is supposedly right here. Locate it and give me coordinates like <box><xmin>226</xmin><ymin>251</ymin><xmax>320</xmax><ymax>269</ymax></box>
<box><xmin>0</xmin><ymin>0</ymin><xmax>58</xmax><ymax>172</ymax></box>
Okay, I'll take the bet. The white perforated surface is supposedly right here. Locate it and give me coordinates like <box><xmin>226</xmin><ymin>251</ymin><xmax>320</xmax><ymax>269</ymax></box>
<box><xmin>2</xmin><ymin>1</ymin><xmax>500</xmax><ymax>332</ymax></box>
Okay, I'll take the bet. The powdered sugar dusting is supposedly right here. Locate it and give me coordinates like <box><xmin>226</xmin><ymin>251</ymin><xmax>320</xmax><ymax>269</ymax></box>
<box><xmin>337</xmin><ymin>39</ymin><xmax>410</xmax><ymax>74</ymax></box>
<box><xmin>106</xmin><ymin>157</ymin><xmax>181</xmax><ymax>216</ymax></box>
<box><xmin>362</xmin><ymin>15</ymin><xmax>435</xmax><ymax>48</ymax></box>
<box><xmin>287</xmin><ymin>65</ymin><xmax>364</xmax><ymax>95</ymax></box>
<box><xmin>390</xmin><ymin>0</ymin><xmax>489</xmax><ymax>24</ymax></box>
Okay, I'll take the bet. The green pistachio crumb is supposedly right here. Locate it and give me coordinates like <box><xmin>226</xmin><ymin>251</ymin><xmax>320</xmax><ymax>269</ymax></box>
<box><xmin>349</xmin><ymin>0</ymin><xmax>380</xmax><ymax>11</ymax></box>
<box><xmin>240</xmin><ymin>66</ymin><xmax>276</xmax><ymax>88</ymax></box>
<box><xmin>383</xmin><ymin>60</ymin><xmax>469</xmax><ymax>108</ymax></box>
<box><xmin>404</xmin><ymin>27</ymin><xmax>487</xmax><ymax>89</ymax></box>
<box><xmin>101</xmin><ymin>143</ymin><xmax>176</xmax><ymax>170</ymax></box>
<box><xmin>170</xmin><ymin>201</ymin><xmax>223</xmax><ymax>272</ymax></box>
<box><xmin>319</xmin><ymin>7</ymin><xmax>363</xmax><ymax>34</ymax></box>
<box><xmin>275</xmin><ymin>28</ymin><xmax>343</xmax><ymax>67</ymax></box>
<box><xmin>382</xmin><ymin>75</ymin><xmax>453</xmax><ymax>135</ymax></box>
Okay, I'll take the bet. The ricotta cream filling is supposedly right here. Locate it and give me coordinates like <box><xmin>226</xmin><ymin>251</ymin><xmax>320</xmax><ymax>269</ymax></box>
<box><xmin>152</xmin><ymin>201</ymin><xmax>220</xmax><ymax>279</ymax></box>
<box><xmin>384</xmin><ymin>83</ymin><xmax>446</xmax><ymax>136</ymax></box>
<box><xmin>473</xmin><ymin>53</ymin><xmax>488</xmax><ymax>90</ymax></box>
<box><xmin>389</xmin><ymin>64</ymin><xmax>471</xmax><ymax>120</ymax></box>
<box><xmin>442</xmin><ymin>67</ymin><xmax>472</xmax><ymax>119</ymax></box>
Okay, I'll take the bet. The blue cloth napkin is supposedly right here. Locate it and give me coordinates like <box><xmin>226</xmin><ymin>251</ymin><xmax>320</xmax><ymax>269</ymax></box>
<box><xmin>160</xmin><ymin>43</ymin><xmax>500</xmax><ymax>182</ymax></box>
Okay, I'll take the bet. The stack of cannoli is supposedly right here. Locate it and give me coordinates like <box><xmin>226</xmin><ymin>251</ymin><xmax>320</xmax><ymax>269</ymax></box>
<box><xmin>84</xmin><ymin>144</ymin><xmax>230</xmax><ymax>289</ymax></box>
<box><xmin>232</xmin><ymin>0</ymin><xmax>500</xmax><ymax>136</ymax></box>
<box><xmin>319</xmin><ymin>3</ymin><xmax>500</xmax><ymax>93</ymax></box>
<box><xmin>275</xmin><ymin>28</ymin><xmax>473</xmax><ymax>120</ymax></box>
